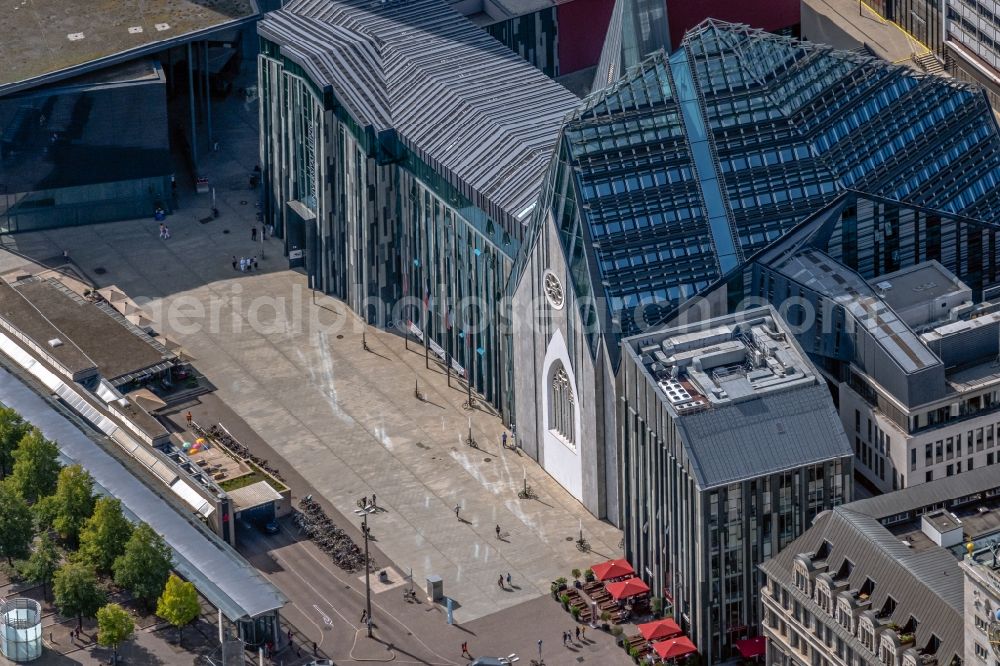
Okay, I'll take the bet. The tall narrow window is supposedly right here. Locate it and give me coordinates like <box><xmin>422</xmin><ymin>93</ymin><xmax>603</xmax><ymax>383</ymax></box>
<box><xmin>550</xmin><ymin>365</ymin><xmax>576</xmax><ymax>445</ymax></box>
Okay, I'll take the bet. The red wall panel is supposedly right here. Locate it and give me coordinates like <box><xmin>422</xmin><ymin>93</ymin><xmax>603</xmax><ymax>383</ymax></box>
<box><xmin>556</xmin><ymin>0</ymin><xmax>616</xmax><ymax>74</ymax></box>
<box><xmin>667</xmin><ymin>0</ymin><xmax>800</xmax><ymax>47</ymax></box>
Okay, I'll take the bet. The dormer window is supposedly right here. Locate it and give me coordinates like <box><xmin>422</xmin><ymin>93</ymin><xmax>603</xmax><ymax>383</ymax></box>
<box><xmin>816</xmin><ymin>539</ymin><xmax>832</xmax><ymax>561</ymax></box>
<box><xmin>878</xmin><ymin>595</ymin><xmax>897</xmax><ymax>620</ymax></box>
<box><xmin>859</xmin><ymin>577</ymin><xmax>876</xmax><ymax>600</ymax></box>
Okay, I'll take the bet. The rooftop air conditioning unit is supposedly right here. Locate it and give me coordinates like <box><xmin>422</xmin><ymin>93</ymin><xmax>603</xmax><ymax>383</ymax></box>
<box><xmin>47</xmin><ymin>338</ymin><xmax>63</xmax><ymax>348</ymax></box>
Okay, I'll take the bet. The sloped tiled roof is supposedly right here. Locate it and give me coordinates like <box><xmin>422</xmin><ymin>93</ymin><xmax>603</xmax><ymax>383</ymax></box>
<box><xmin>761</xmin><ymin>507</ymin><xmax>964</xmax><ymax>665</ymax></box>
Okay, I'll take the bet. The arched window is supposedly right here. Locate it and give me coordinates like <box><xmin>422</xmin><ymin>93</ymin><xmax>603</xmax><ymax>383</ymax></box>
<box><xmin>549</xmin><ymin>365</ymin><xmax>575</xmax><ymax>445</ymax></box>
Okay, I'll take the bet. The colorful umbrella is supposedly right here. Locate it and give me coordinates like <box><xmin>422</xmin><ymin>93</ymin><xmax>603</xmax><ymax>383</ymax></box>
<box><xmin>735</xmin><ymin>636</ymin><xmax>766</xmax><ymax>659</ymax></box>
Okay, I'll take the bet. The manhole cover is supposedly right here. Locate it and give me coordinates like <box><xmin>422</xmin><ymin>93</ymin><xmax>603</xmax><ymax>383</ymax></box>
<box><xmin>93</xmin><ymin>267</ymin><xmax>106</xmax><ymax>275</ymax></box>
<box><xmin>576</xmin><ymin>657</ymin><xmax>585</xmax><ymax>663</ymax></box>
<box><xmin>222</xmin><ymin>229</ymin><xmax>230</xmax><ymax>234</ymax></box>
<box><xmin>566</xmin><ymin>536</ymin><xmax>574</xmax><ymax>541</ymax></box>
<box><xmin>336</xmin><ymin>334</ymin><xmax>344</xmax><ymax>339</ymax></box>
<box><xmin>240</xmin><ymin>200</ymin><xmax>248</xmax><ymax>205</ymax></box>
<box><xmin>415</xmin><ymin>442</ymin><xmax>428</xmax><ymax>449</ymax></box>
<box><xmin>484</xmin><ymin>457</ymin><xmax>491</xmax><ymax>462</ymax></box>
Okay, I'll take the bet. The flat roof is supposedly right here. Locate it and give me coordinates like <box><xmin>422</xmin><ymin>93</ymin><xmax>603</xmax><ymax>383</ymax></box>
<box><xmin>228</xmin><ymin>480</ymin><xmax>282</xmax><ymax>511</ymax></box>
<box><xmin>0</xmin><ymin>367</ymin><xmax>284</xmax><ymax>621</ymax></box>
<box><xmin>868</xmin><ymin>261</ymin><xmax>969</xmax><ymax>314</ymax></box>
<box><xmin>0</xmin><ymin>0</ymin><xmax>257</xmax><ymax>95</ymax></box>
<box><xmin>9</xmin><ymin>278</ymin><xmax>173</xmax><ymax>383</ymax></box>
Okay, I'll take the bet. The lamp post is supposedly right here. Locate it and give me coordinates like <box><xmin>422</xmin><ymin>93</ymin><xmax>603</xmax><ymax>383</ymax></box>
<box><xmin>356</xmin><ymin>503</ymin><xmax>377</xmax><ymax>638</ymax></box>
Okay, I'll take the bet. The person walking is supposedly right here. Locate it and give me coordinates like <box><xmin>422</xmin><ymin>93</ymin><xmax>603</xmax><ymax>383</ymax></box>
<box><xmin>495</xmin><ymin>524</ymin><xmax>501</xmax><ymax>539</ymax></box>
<box><xmin>502</xmin><ymin>431</ymin><xmax>508</xmax><ymax>448</ymax></box>
<box><xmin>461</xmin><ymin>642</ymin><xmax>471</xmax><ymax>658</ymax></box>
<box><xmin>581</xmin><ymin>626</ymin><xmax>586</xmax><ymax>640</ymax></box>
<box><xmin>454</xmin><ymin>504</ymin><xmax>460</xmax><ymax>520</ymax></box>
<box><xmin>506</xmin><ymin>572</ymin><xmax>512</xmax><ymax>587</ymax></box>
<box><xmin>163</xmin><ymin>225</ymin><xmax>171</xmax><ymax>239</ymax></box>
<box><xmin>251</xmin><ymin>226</ymin><xmax>257</xmax><ymax>241</ymax></box>
<box><xmin>232</xmin><ymin>255</ymin><xmax>237</xmax><ymax>270</ymax></box>
<box><xmin>575</xmin><ymin>626</ymin><xmax>580</xmax><ymax>641</ymax></box>
<box><xmin>498</xmin><ymin>575</ymin><xmax>504</xmax><ymax>589</ymax></box>
<box><xmin>185</xmin><ymin>411</ymin><xmax>192</xmax><ymax>426</ymax></box>
<box><xmin>360</xmin><ymin>609</ymin><xmax>367</xmax><ymax>624</ymax></box>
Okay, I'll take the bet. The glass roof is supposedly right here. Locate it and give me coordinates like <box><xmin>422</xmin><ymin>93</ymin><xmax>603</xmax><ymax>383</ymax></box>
<box><xmin>556</xmin><ymin>19</ymin><xmax>1000</xmax><ymax>340</ymax></box>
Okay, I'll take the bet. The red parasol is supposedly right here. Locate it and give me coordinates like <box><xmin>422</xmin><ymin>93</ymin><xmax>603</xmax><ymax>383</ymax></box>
<box><xmin>735</xmin><ymin>636</ymin><xmax>767</xmax><ymax>659</ymax></box>
<box><xmin>591</xmin><ymin>558</ymin><xmax>636</xmax><ymax>582</ymax></box>
<box><xmin>637</xmin><ymin>618</ymin><xmax>683</xmax><ymax>641</ymax></box>
<box><xmin>605</xmin><ymin>577</ymin><xmax>651</xmax><ymax>600</ymax></box>
<box><xmin>653</xmin><ymin>636</ymin><xmax>698</xmax><ymax>660</ymax></box>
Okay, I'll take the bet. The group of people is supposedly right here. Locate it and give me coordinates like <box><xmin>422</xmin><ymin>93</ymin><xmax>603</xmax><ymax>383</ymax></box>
<box><xmin>562</xmin><ymin>625</ymin><xmax>586</xmax><ymax>645</ymax></box>
<box><xmin>158</xmin><ymin>222</ymin><xmax>171</xmax><ymax>239</ymax></box>
<box><xmin>233</xmin><ymin>255</ymin><xmax>258</xmax><ymax>272</ymax></box>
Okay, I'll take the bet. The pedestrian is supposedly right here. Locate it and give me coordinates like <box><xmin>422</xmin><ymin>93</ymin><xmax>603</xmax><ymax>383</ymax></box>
<box><xmin>287</xmin><ymin>628</ymin><xmax>292</xmax><ymax>643</ymax></box>
<box><xmin>185</xmin><ymin>411</ymin><xmax>192</xmax><ymax>425</ymax></box>
<box><xmin>502</xmin><ymin>431</ymin><xmax>508</xmax><ymax>448</ymax></box>
<box><xmin>496</xmin><ymin>524</ymin><xmax>501</xmax><ymax>539</ymax></box>
<box><xmin>371</xmin><ymin>493</ymin><xmax>377</xmax><ymax>508</ymax></box>
<box><xmin>461</xmin><ymin>641</ymin><xmax>470</xmax><ymax>658</ymax></box>
<box><xmin>232</xmin><ymin>255</ymin><xmax>237</xmax><ymax>270</ymax></box>
<box><xmin>159</xmin><ymin>223</ymin><xmax>166</xmax><ymax>239</ymax></box>
<box><xmin>506</xmin><ymin>572</ymin><xmax>512</xmax><ymax>586</ymax></box>
<box><xmin>313</xmin><ymin>641</ymin><xmax>318</xmax><ymax>655</ymax></box>
<box><xmin>454</xmin><ymin>504</ymin><xmax>460</xmax><ymax>519</ymax></box>
<box><xmin>360</xmin><ymin>609</ymin><xmax>367</xmax><ymax>624</ymax></box>
<box><xmin>562</xmin><ymin>631</ymin><xmax>567</xmax><ymax>646</ymax></box>
<box><xmin>575</xmin><ymin>626</ymin><xmax>580</xmax><ymax>641</ymax></box>
<box><xmin>498</xmin><ymin>575</ymin><xmax>504</xmax><ymax>589</ymax></box>
<box><xmin>581</xmin><ymin>626</ymin><xmax>586</xmax><ymax>640</ymax></box>
<box><xmin>251</xmin><ymin>226</ymin><xmax>257</xmax><ymax>241</ymax></box>
<box><xmin>252</xmin><ymin>257</ymin><xmax>258</xmax><ymax>270</ymax></box>
<box><xmin>164</xmin><ymin>225</ymin><xmax>171</xmax><ymax>239</ymax></box>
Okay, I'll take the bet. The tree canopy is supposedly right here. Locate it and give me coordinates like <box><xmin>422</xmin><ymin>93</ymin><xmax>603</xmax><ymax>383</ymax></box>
<box><xmin>157</xmin><ymin>574</ymin><xmax>200</xmax><ymax>641</ymax></box>
<box><xmin>0</xmin><ymin>406</ymin><xmax>28</xmax><ymax>479</ymax></box>
<box><xmin>53</xmin><ymin>561</ymin><xmax>105</xmax><ymax>630</ymax></box>
<box><xmin>97</xmin><ymin>603</ymin><xmax>134</xmax><ymax>661</ymax></box>
<box><xmin>0</xmin><ymin>479</ymin><xmax>34</xmax><ymax>564</ymax></box>
<box><xmin>20</xmin><ymin>532</ymin><xmax>60</xmax><ymax>600</ymax></box>
<box><xmin>50</xmin><ymin>465</ymin><xmax>95</xmax><ymax>545</ymax></box>
<box><xmin>77</xmin><ymin>497</ymin><xmax>132</xmax><ymax>573</ymax></box>
<box><xmin>10</xmin><ymin>427</ymin><xmax>60</xmax><ymax>502</ymax></box>
<box><xmin>113</xmin><ymin>523</ymin><xmax>172</xmax><ymax>608</ymax></box>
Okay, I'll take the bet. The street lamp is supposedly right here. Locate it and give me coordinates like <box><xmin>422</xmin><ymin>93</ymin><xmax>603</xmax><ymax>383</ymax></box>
<box><xmin>355</xmin><ymin>502</ymin><xmax>377</xmax><ymax>638</ymax></box>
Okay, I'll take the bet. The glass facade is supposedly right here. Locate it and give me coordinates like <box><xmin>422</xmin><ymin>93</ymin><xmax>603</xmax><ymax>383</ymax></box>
<box><xmin>0</xmin><ymin>61</ymin><xmax>171</xmax><ymax>233</ymax></box>
<box><xmin>868</xmin><ymin>0</ymin><xmax>945</xmax><ymax>55</ymax></box>
<box><xmin>0</xmin><ymin>598</ymin><xmax>42</xmax><ymax>662</ymax></box>
<box><xmin>540</xmin><ymin>20</ymin><xmax>1000</xmax><ymax>362</ymax></box>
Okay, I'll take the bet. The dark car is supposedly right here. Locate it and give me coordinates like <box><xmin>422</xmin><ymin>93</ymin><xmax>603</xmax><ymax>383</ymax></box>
<box><xmin>258</xmin><ymin>520</ymin><xmax>280</xmax><ymax>535</ymax></box>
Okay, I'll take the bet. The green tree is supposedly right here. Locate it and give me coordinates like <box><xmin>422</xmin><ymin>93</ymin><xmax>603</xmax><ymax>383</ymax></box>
<box><xmin>78</xmin><ymin>497</ymin><xmax>132</xmax><ymax>573</ymax></box>
<box><xmin>97</xmin><ymin>603</ymin><xmax>134</xmax><ymax>664</ymax></box>
<box><xmin>0</xmin><ymin>406</ymin><xmax>28</xmax><ymax>479</ymax></box>
<box><xmin>113</xmin><ymin>523</ymin><xmax>172</xmax><ymax>609</ymax></box>
<box><xmin>53</xmin><ymin>561</ymin><xmax>105</xmax><ymax>630</ymax></box>
<box><xmin>0</xmin><ymin>479</ymin><xmax>34</xmax><ymax>564</ymax></box>
<box><xmin>156</xmin><ymin>574</ymin><xmax>199</xmax><ymax>643</ymax></box>
<box><xmin>20</xmin><ymin>533</ymin><xmax>60</xmax><ymax>600</ymax></box>
<box><xmin>50</xmin><ymin>465</ymin><xmax>95</xmax><ymax>545</ymax></box>
<box><xmin>10</xmin><ymin>427</ymin><xmax>60</xmax><ymax>502</ymax></box>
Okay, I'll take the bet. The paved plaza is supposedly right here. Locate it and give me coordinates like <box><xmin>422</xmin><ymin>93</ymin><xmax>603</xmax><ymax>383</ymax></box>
<box><xmin>0</xmin><ymin>94</ymin><xmax>622</xmax><ymax>627</ymax></box>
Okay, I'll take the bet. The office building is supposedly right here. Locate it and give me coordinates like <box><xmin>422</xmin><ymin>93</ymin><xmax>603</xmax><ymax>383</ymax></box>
<box><xmin>855</xmin><ymin>0</ymin><xmax>945</xmax><ymax>59</ymax></box>
<box><xmin>760</xmin><ymin>464</ymin><xmax>1000</xmax><ymax>666</ymax></box>
<box><xmin>618</xmin><ymin>306</ymin><xmax>853</xmax><ymax>662</ymax></box>
<box><xmin>945</xmin><ymin>0</ymin><xmax>1000</xmax><ymax>109</ymax></box>
<box><xmin>511</xmin><ymin>19</ymin><xmax>1000</xmax><ymax>519</ymax></box>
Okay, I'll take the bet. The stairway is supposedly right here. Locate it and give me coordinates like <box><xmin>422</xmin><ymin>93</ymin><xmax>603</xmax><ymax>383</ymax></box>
<box><xmin>913</xmin><ymin>52</ymin><xmax>946</xmax><ymax>76</ymax></box>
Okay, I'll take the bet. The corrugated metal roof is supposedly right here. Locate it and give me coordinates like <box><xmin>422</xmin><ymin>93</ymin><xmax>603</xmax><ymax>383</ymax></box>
<box><xmin>677</xmin><ymin>383</ymin><xmax>853</xmax><ymax>489</ymax></box>
<box><xmin>760</xmin><ymin>507</ymin><xmax>963</xmax><ymax>665</ymax></box>
<box><xmin>258</xmin><ymin>0</ymin><xmax>578</xmax><ymax>226</ymax></box>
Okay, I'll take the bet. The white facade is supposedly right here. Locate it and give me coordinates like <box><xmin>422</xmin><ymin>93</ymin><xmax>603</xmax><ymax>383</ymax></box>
<box><xmin>962</xmin><ymin>556</ymin><xmax>1000</xmax><ymax>666</ymax></box>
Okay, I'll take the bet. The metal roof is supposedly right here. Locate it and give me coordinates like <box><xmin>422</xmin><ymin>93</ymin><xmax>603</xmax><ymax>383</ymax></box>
<box><xmin>760</xmin><ymin>507</ymin><xmax>964</xmax><ymax>665</ymax></box>
<box><xmin>677</xmin><ymin>383</ymin><xmax>853</xmax><ymax>489</ymax></box>
<box><xmin>228</xmin><ymin>480</ymin><xmax>282</xmax><ymax>511</ymax></box>
<box><xmin>258</xmin><ymin>0</ymin><xmax>578</xmax><ymax>227</ymax></box>
<box><xmin>848</xmin><ymin>463</ymin><xmax>1000</xmax><ymax>521</ymax></box>
<box><xmin>0</xmin><ymin>368</ymin><xmax>285</xmax><ymax>622</ymax></box>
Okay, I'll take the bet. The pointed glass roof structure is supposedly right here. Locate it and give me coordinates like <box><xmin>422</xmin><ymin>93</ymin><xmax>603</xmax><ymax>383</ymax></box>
<box><xmin>532</xmin><ymin>19</ymin><xmax>1000</xmax><ymax>351</ymax></box>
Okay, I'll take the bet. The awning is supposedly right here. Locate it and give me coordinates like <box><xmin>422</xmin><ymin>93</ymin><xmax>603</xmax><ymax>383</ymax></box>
<box><xmin>606</xmin><ymin>577</ymin><xmax>650</xmax><ymax>600</ymax></box>
<box><xmin>653</xmin><ymin>636</ymin><xmax>698</xmax><ymax>660</ymax></box>
<box><xmin>592</xmin><ymin>558</ymin><xmax>635</xmax><ymax>581</ymax></box>
<box><xmin>638</xmin><ymin>618</ymin><xmax>682</xmax><ymax>641</ymax></box>
<box><xmin>736</xmin><ymin>636</ymin><xmax>767</xmax><ymax>659</ymax></box>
